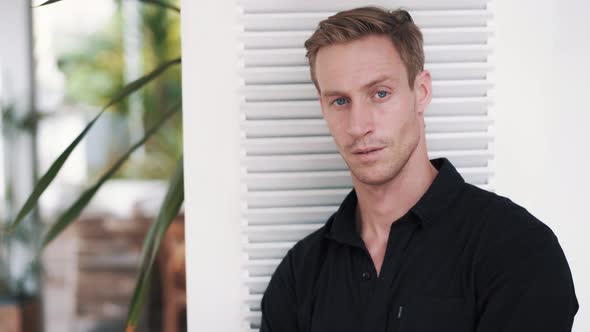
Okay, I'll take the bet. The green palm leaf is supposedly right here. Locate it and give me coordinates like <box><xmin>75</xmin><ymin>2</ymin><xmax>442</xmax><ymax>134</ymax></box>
<box><xmin>35</xmin><ymin>0</ymin><xmax>181</xmax><ymax>12</ymax></box>
<box><xmin>138</xmin><ymin>0</ymin><xmax>180</xmax><ymax>12</ymax></box>
<box><xmin>125</xmin><ymin>156</ymin><xmax>184</xmax><ymax>332</ymax></box>
<box><xmin>40</xmin><ymin>101</ymin><xmax>181</xmax><ymax>250</ymax></box>
<box><xmin>3</xmin><ymin>58</ymin><xmax>181</xmax><ymax>235</ymax></box>
<box><xmin>34</xmin><ymin>0</ymin><xmax>63</xmax><ymax>6</ymax></box>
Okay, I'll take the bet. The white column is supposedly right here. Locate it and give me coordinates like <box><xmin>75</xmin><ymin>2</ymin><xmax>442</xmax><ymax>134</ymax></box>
<box><xmin>180</xmin><ymin>0</ymin><xmax>245</xmax><ymax>331</ymax></box>
<box><xmin>0</xmin><ymin>0</ymin><xmax>40</xmax><ymax>294</ymax></box>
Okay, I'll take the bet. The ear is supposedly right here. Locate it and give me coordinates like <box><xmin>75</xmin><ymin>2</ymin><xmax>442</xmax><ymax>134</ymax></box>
<box><xmin>413</xmin><ymin>70</ymin><xmax>432</xmax><ymax>115</ymax></box>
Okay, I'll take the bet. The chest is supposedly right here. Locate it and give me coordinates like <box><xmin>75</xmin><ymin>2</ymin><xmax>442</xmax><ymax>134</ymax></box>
<box><xmin>364</xmin><ymin>239</ymin><xmax>388</xmax><ymax>277</ymax></box>
<box><xmin>299</xmin><ymin>224</ymin><xmax>477</xmax><ymax>332</ymax></box>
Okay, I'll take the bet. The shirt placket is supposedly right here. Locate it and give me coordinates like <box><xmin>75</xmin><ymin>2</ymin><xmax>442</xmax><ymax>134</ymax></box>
<box><xmin>359</xmin><ymin>216</ymin><xmax>418</xmax><ymax>332</ymax></box>
<box><xmin>355</xmin><ymin>243</ymin><xmax>378</xmax><ymax>309</ymax></box>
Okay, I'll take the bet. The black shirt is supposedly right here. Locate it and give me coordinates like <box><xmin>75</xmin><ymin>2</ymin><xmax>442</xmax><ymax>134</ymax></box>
<box><xmin>259</xmin><ymin>157</ymin><xmax>578</xmax><ymax>332</ymax></box>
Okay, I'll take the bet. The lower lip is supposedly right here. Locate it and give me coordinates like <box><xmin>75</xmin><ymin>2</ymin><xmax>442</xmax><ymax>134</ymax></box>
<box><xmin>353</xmin><ymin>148</ymin><xmax>384</xmax><ymax>162</ymax></box>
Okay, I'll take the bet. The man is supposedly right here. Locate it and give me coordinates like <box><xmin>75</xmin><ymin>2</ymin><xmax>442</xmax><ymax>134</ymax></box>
<box><xmin>259</xmin><ymin>6</ymin><xmax>578</xmax><ymax>332</ymax></box>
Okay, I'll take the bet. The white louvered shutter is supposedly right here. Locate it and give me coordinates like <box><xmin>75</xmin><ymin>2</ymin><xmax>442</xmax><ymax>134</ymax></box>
<box><xmin>237</xmin><ymin>1</ymin><xmax>494</xmax><ymax>330</ymax></box>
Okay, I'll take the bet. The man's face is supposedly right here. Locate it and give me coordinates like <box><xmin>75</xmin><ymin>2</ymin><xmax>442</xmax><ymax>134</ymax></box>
<box><xmin>315</xmin><ymin>34</ymin><xmax>431</xmax><ymax>186</ymax></box>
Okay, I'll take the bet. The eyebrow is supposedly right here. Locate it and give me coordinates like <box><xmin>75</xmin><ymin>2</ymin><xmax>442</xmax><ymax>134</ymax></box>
<box><xmin>321</xmin><ymin>75</ymin><xmax>398</xmax><ymax>97</ymax></box>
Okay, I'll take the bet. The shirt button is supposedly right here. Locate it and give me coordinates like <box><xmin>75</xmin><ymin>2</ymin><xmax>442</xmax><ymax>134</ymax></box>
<box><xmin>361</xmin><ymin>271</ymin><xmax>371</xmax><ymax>280</ymax></box>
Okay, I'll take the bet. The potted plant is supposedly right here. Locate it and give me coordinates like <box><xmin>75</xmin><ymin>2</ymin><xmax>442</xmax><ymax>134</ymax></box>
<box><xmin>0</xmin><ymin>237</ymin><xmax>43</xmax><ymax>332</ymax></box>
<box><xmin>0</xmin><ymin>103</ymin><xmax>43</xmax><ymax>332</ymax></box>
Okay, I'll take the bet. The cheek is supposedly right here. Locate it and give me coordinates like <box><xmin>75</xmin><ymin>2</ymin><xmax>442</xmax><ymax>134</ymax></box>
<box><xmin>324</xmin><ymin>115</ymin><xmax>346</xmax><ymax>143</ymax></box>
<box><xmin>323</xmin><ymin>112</ymin><xmax>336</xmax><ymax>132</ymax></box>
<box><xmin>375</xmin><ymin>98</ymin><xmax>406</xmax><ymax>123</ymax></box>
<box><xmin>375</xmin><ymin>97</ymin><xmax>418</xmax><ymax>137</ymax></box>
<box><xmin>332</xmin><ymin>124</ymin><xmax>350</xmax><ymax>148</ymax></box>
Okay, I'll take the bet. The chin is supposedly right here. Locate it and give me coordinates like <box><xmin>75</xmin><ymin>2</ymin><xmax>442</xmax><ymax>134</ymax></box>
<box><xmin>350</xmin><ymin>165</ymin><xmax>398</xmax><ymax>186</ymax></box>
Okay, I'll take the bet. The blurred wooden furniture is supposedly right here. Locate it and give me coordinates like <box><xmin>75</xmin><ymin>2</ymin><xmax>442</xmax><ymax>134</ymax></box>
<box><xmin>0</xmin><ymin>297</ymin><xmax>42</xmax><ymax>332</ymax></box>
<box><xmin>0</xmin><ymin>302</ymin><xmax>20</xmax><ymax>332</ymax></box>
<box><xmin>76</xmin><ymin>214</ymin><xmax>150</xmax><ymax>327</ymax></box>
<box><xmin>74</xmin><ymin>211</ymin><xmax>187</xmax><ymax>331</ymax></box>
<box><xmin>158</xmin><ymin>215</ymin><xmax>186</xmax><ymax>332</ymax></box>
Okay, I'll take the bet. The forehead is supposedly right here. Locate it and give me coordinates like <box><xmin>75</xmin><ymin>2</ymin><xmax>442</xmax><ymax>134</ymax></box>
<box><xmin>314</xmin><ymin>34</ymin><xmax>407</xmax><ymax>93</ymax></box>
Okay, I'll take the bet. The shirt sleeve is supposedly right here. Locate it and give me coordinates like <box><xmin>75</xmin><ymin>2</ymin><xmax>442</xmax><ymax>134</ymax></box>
<box><xmin>474</xmin><ymin>223</ymin><xmax>579</xmax><ymax>332</ymax></box>
<box><xmin>260</xmin><ymin>249</ymin><xmax>299</xmax><ymax>332</ymax></box>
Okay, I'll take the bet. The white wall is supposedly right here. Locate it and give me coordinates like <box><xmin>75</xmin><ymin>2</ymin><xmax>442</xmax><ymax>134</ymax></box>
<box><xmin>181</xmin><ymin>0</ymin><xmax>589</xmax><ymax>330</ymax></box>
<box><xmin>493</xmin><ymin>0</ymin><xmax>589</xmax><ymax>330</ymax></box>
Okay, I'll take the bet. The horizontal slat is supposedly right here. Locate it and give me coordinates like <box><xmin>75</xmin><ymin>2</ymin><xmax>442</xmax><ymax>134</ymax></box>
<box><xmin>245</xmin><ymin>154</ymin><xmax>346</xmax><ymax>172</ymax></box>
<box><xmin>244</xmin><ymin>205</ymin><xmax>337</xmax><ymax>225</ymax></box>
<box><xmin>242</xmin><ymin>45</ymin><xmax>492</xmax><ymax>66</ymax></box>
<box><xmin>241</xmin><ymin>80</ymin><xmax>490</xmax><ymax>101</ymax></box>
<box><xmin>246</xmin><ymin>188</ymin><xmax>350</xmax><ymax>208</ymax></box>
<box><xmin>241</xmin><ymin>62</ymin><xmax>490</xmax><ymax>84</ymax></box>
<box><xmin>245</xmin><ymin>259</ymin><xmax>281</xmax><ymax>278</ymax></box>
<box><xmin>242</xmin><ymin>116</ymin><xmax>492</xmax><ymax>137</ymax></box>
<box><xmin>246</xmin><ymin>171</ymin><xmax>351</xmax><ymax>190</ymax></box>
<box><xmin>242</xmin><ymin>97</ymin><xmax>491</xmax><ymax>119</ymax></box>
<box><xmin>244</xmin><ymin>183</ymin><xmax>494</xmax><ymax>208</ymax></box>
<box><xmin>244</xmin><ymin>310</ymin><xmax>261</xmax><ymax>326</ymax></box>
<box><xmin>244</xmin><ymin>150</ymin><xmax>492</xmax><ymax>173</ymax></box>
<box><xmin>244</xmin><ymin>223</ymin><xmax>323</xmax><ymax>242</ymax></box>
<box><xmin>243</xmin><ymin>132</ymin><xmax>493</xmax><ymax>155</ymax></box>
<box><xmin>245</xmin><ymin>179</ymin><xmax>495</xmax><ymax>208</ymax></box>
<box><xmin>244</xmin><ymin>167</ymin><xmax>492</xmax><ymax>191</ymax></box>
<box><xmin>243</xmin><ymin>118</ymin><xmax>330</xmax><ymax>137</ymax></box>
<box><xmin>240</xmin><ymin>27</ymin><xmax>492</xmax><ymax>49</ymax></box>
<box><xmin>426</xmin><ymin>115</ymin><xmax>492</xmax><ymax>132</ymax></box>
<box><xmin>245</xmin><ymin>276</ymin><xmax>271</xmax><ymax>294</ymax></box>
<box><xmin>243</xmin><ymin>242</ymin><xmax>295</xmax><ymax>259</ymax></box>
<box><xmin>244</xmin><ymin>293</ymin><xmax>264</xmax><ymax>308</ymax></box>
<box><xmin>239</xmin><ymin>0</ymin><xmax>489</xmax><ymax>13</ymax></box>
<box><xmin>240</xmin><ymin>9</ymin><xmax>491</xmax><ymax>31</ymax></box>
<box><xmin>241</xmin><ymin>164</ymin><xmax>490</xmax><ymax>252</ymax></box>
<box><xmin>242</xmin><ymin>162</ymin><xmax>493</xmax><ymax>223</ymax></box>
<box><xmin>425</xmin><ymin>62</ymin><xmax>491</xmax><ymax>80</ymax></box>
<box><xmin>241</xmin><ymin>83</ymin><xmax>314</xmax><ymax>101</ymax></box>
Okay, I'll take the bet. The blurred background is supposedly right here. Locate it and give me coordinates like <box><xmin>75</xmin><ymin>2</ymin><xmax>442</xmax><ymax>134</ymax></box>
<box><xmin>0</xmin><ymin>0</ymin><xmax>185</xmax><ymax>331</ymax></box>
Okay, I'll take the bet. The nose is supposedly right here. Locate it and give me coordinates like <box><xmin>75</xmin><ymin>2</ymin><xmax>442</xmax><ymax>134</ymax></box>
<box><xmin>346</xmin><ymin>99</ymin><xmax>375</xmax><ymax>138</ymax></box>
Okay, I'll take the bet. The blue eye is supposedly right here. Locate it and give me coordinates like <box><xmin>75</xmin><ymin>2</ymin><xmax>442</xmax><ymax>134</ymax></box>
<box><xmin>334</xmin><ymin>97</ymin><xmax>347</xmax><ymax>106</ymax></box>
<box><xmin>376</xmin><ymin>90</ymin><xmax>388</xmax><ymax>98</ymax></box>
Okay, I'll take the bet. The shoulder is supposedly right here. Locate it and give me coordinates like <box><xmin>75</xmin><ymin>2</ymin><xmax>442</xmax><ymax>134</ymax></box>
<box><xmin>461</xmin><ymin>183</ymin><xmax>556</xmax><ymax>238</ymax></box>
<box><xmin>285</xmin><ymin>212</ymin><xmax>334</xmax><ymax>269</ymax></box>
<box><xmin>463</xmin><ymin>190</ymin><xmax>579</xmax><ymax>326</ymax></box>
<box><xmin>271</xmin><ymin>212</ymin><xmax>335</xmax><ymax>287</ymax></box>
<box><xmin>461</xmin><ymin>184</ymin><xmax>563</xmax><ymax>269</ymax></box>
<box><xmin>291</xmin><ymin>214</ymin><xmax>334</xmax><ymax>259</ymax></box>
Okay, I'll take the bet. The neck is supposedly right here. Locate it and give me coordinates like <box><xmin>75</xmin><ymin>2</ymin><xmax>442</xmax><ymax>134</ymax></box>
<box><xmin>352</xmin><ymin>145</ymin><xmax>437</xmax><ymax>242</ymax></box>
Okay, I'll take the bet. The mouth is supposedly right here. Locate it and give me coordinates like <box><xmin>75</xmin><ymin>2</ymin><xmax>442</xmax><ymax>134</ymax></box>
<box><xmin>351</xmin><ymin>147</ymin><xmax>385</xmax><ymax>161</ymax></box>
<box><xmin>352</xmin><ymin>147</ymin><xmax>385</xmax><ymax>155</ymax></box>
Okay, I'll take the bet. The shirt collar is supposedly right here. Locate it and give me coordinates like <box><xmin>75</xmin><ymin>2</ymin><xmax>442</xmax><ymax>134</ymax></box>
<box><xmin>325</xmin><ymin>157</ymin><xmax>466</xmax><ymax>246</ymax></box>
